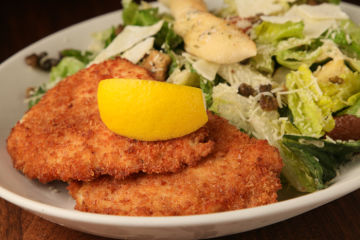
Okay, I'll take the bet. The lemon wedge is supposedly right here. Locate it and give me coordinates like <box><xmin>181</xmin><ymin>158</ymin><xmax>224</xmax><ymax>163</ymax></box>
<box><xmin>97</xmin><ymin>78</ymin><xmax>208</xmax><ymax>141</ymax></box>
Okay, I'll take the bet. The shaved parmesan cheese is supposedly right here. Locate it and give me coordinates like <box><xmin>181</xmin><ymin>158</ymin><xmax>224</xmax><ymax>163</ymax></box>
<box><xmin>316</xmin><ymin>40</ymin><xmax>345</xmax><ymax>61</ymax></box>
<box><xmin>211</xmin><ymin>83</ymin><xmax>283</xmax><ymax>146</ymax></box>
<box><xmin>304</xmin><ymin>18</ymin><xmax>337</xmax><ymax>39</ymax></box>
<box><xmin>181</xmin><ymin>52</ymin><xmax>220</xmax><ymax>81</ymax></box>
<box><xmin>211</xmin><ymin>83</ymin><xmax>251</xmax><ymax>130</ymax></box>
<box><xmin>151</xmin><ymin>2</ymin><xmax>171</xmax><ymax>14</ymax></box>
<box><xmin>260</xmin><ymin>15</ymin><xmax>301</xmax><ymax>24</ymax></box>
<box><xmin>89</xmin><ymin>21</ymin><xmax>163</xmax><ymax>65</ymax></box>
<box><xmin>296</xmin><ymin>3</ymin><xmax>348</xmax><ymax>20</ymax></box>
<box><xmin>204</xmin><ymin>0</ymin><xmax>224</xmax><ymax>12</ymax></box>
<box><xmin>122</xmin><ymin>37</ymin><xmax>155</xmax><ymax>64</ymax></box>
<box><xmin>235</xmin><ymin>0</ymin><xmax>283</xmax><ymax>18</ymax></box>
<box><xmin>261</xmin><ymin>3</ymin><xmax>348</xmax><ymax>38</ymax></box>
<box><xmin>192</xmin><ymin>59</ymin><xmax>220</xmax><ymax>81</ymax></box>
<box><xmin>218</xmin><ymin>63</ymin><xmax>272</xmax><ymax>89</ymax></box>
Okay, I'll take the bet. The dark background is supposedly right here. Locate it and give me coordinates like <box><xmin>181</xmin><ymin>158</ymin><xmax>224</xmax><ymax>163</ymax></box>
<box><xmin>1</xmin><ymin>1</ymin><xmax>360</xmax><ymax>239</ymax></box>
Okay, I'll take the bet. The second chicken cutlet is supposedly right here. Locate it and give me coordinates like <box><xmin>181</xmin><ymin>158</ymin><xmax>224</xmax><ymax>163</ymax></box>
<box><xmin>68</xmin><ymin>113</ymin><xmax>283</xmax><ymax>216</ymax></box>
<box><xmin>7</xmin><ymin>58</ymin><xmax>214</xmax><ymax>183</ymax></box>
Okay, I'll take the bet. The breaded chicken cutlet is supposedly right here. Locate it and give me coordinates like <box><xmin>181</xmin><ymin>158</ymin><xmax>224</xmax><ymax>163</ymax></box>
<box><xmin>68</xmin><ymin>113</ymin><xmax>283</xmax><ymax>216</ymax></box>
<box><xmin>6</xmin><ymin>58</ymin><xmax>214</xmax><ymax>183</ymax></box>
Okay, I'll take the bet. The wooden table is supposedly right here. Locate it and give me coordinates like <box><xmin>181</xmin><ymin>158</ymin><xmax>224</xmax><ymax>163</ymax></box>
<box><xmin>1</xmin><ymin>1</ymin><xmax>360</xmax><ymax>239</ymax></box>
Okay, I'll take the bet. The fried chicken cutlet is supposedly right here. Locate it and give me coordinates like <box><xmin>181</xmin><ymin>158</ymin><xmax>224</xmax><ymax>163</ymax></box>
<box><xmin>68</xmin><ymin>113</ymin><xmax>283</xmax><ymax>216</ymax></box>
<box><xmin>7</xmin><ymin>58</ymin><xmax>214</xmax><ymax>183</ymax></box>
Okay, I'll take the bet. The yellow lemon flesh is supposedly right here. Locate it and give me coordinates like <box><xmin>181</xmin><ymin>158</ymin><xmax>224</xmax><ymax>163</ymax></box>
<box><xmin>97</xmin><ymin>78</ymin><xmax>208</xmax><ymax>141</ymax></box>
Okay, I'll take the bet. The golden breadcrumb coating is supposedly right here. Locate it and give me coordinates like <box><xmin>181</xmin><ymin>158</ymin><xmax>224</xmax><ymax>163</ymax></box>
<box><xmin>68</xmin><ymin>113</ymin><xmax>283</xmax><ymax>216</ymax></box>
<box><xmin>7</xmin><ymin>58</ymin><xmax>214</xmax><ymax>183</ymax></box>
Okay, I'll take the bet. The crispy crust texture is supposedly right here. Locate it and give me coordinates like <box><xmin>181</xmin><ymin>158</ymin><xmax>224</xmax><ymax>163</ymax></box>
<box><xmin>7</xmin><ymin>58</ymin><xmax>214</xmax><ymax>183</ymax></box>
<box><xmin>68</xmin><ymin>113</ymin><xmax>283</xmax><ymax>216</ymax></box>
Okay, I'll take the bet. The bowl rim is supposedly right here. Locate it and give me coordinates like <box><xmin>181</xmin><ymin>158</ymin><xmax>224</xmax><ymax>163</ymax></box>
<box><xmin>0</xmin><ymin>174</ymin><xmax>359</xmax><ymax>227</ymax></box>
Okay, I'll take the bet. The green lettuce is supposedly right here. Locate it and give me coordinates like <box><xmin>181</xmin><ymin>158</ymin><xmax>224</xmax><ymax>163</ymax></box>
<box><xmin>275</xmin><ymin>38</ymin><xmax>324</xmax><ymax>70</ymax></box>
<box><xmin>346</xmin><ymin>58</ymin><xmax>360</xmax><ymax>72</ymax></box>
<box><xmin>27</xmin><ymin>85</ymin><xmax>47</xmax><ymax>109</ymax></box>
<box><xmin>103</xmin><ymin>27</ymin><xmax>117</xmax><ymax>48</ymax></box>
<box><xmin>122</xmin><ymin>0</ymin><xmax>160</xmax><ymax>26</ymax></box>
<box><xmin>325</xmin><ymin>20</ymin><xmax>360</xmax><ymax>59</ymax></box>
<box><xmin>318</xmin><ymin>71</ymin><xmax>360</xmax><ymax>112</ymax></box>
<box><xmin>314</xmin><ymin>59</ymin><xmax>360</xmax><ymax>112</ymax></box>
<box><xmin>27</xmin><ymin>57</ymin><xmax>85</xmax><ymax>109</ymax></box>
<box><xmin>218</xmin><ymin>0</ymin><xmax>238</xmax><ymax>18</ymax></box>
<box><xmin>276</xmin><ymin>47</ymin><xmax>323</xmax><ymax>70</ymax></box>
<box><xmin>154</xmin><ymin>21</ymin><xmax>183</xmax><ymax>52</ymax></box>
<box><xmin>50</xmin><ymin>57</ymin><xmax>85</xmax><ymax>82</ymax></box>
<box><xmin>338</xmin><ymin>94</ymin><xmax>360</xmax><ymax>117</ymax></box>
<box><xmin>286</xmin><ymin>65</ymin><xmax>335</xmax><ymax>137</ymax></box>
<box><xmin>280</xmin><ymin>145</ymin><xmax>323</xmax><ymax>192</ymax></box>
<box><xmin>168</xmin><ymin>69</ymin><xmax>200</xmax><ymax>87</ymax></box>
<box><xmin>250</xmin><ymin>44</ymin><xmax>275</xmax><ymax>74</ymax></box>
<box><xmin>200</xmin><ymin>76</ymin><xmax>223</xmax><ymax>108</ymax></box>
<box><xmin>283</xmin><ymin>135</ymin><xmax>360</xmax><ymax>190</ymax></box>
<box><xmin>60</xmin><ymin>49</ymin><xmax>94</xmax><ymax>65</ymax></box>
<box><xmin>254</xmin><ymin>21</ymin><xmax>304</xmax><ymax>44</ymax></box>
<box><xmin>252</xmin><ymin>22</ymin><xmax>306</xmax><ymax>73</ymax></box>
<box><xmin>88</xmin><ymin>27</ymin><xmax>118</xmax><ymax>53</ymax></box>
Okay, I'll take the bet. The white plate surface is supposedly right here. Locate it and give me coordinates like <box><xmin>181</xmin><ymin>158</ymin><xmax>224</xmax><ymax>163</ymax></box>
<box><xmin>1</xmin><ymin>2</ymin><xmax>360</xmax><ymax>240</ymax></box>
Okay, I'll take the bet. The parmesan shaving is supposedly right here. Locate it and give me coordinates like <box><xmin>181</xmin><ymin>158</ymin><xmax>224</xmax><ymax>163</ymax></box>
<box><xmin>122</xmin><ymin>37</ymin><xmax>155</xmax><ymax>64</ymax></box>
<box><xmin>89</xmin><ymin>21</ymin><xmax>163</xmax><ymax>65</ymax></box>
<box><xmin>261</xmin><ymin>3</ymin><xmax>349</xmax><ymax>38</ymax></box>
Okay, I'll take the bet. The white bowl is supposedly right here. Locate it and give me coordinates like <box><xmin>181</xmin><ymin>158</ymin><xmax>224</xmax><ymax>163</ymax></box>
<box><xmin>1</xmin><ymin>2</ymin><xmax>360</xmax><ymax>240</ymax></box>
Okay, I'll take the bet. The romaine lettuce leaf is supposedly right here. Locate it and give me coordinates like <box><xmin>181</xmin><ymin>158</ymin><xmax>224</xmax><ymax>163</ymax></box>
<box><xmin>254</xmin><ymin>21</ymin><xmax>304</xmax><ymax>44</ymax></box>
<box><xmin>61</xmin><ymin>49</ymin><xmax>94</xmax><ymax>65</ymax></box>
<box><xmin>275</xmin><ymin>38</ymin><xmax>324</xmax><ymax>70</ymax></box>
<box><xmin>88</xmin><ymin>27</ymin><xmax>117</xmax><ymax>53</ymax></box>
<box><xmin>27</xmin><ymin>85</ymin><xmax>47</xmax><ymax>109</ymax></box>
<box><xmin>280</xmin><ymin>144</ymin><xmax>324</xmax><ymax>192</ymax></box>
<box><xmin>167</xmin><ymin>51</ymin><xmax>181</xmax><ymax>76</ymax></box>
<box><xmin>315</xmin><ymin>60</ymin><xmax>360</xmax><ymax>112</ymax></box>
<box><xmin>167</xmin><ymin>69</ymin><xmax>200</xmax><ymax>87</ymax></box>
<box><xmin>325</xmin><ymin>20</ymin><xmax>360</xmax><ymax>59</ymax></box>
<box><xmin>218</xmin><ymin>0</ymin><xmax>238</xmax><ymax>18</ymax></box>
<box><xmin>253</xmin><ymin>29</ymin><xmax>326</xmax><ymax>72</ymax></box>
<box><xmin>250</xmin><ymin>44</ymin><xmax>275</xmax><ymax>74</ymax></box>
<box><xmin>210</xmin><ymin>83</ymin><xmax>283</xmax><ymax>145</ymax></box>
<box><xmin>283</xmin><ymin>134</ymin><xmax>360</xmax><ymax>190</ymax></box>
<box><xmin>276</xmin><ymin>46</ymin><xmax>323</xmax><ymax>70</ymax></box>
<box><xmin>200</xmin><ymin>75</ymin><xmax>226</xmax><ymax>108</ymax></box>
<box><xmin>286</xmin><ymin>65</ymin><xmax>335</xmax><ymax>137</ymax></box>
<box><xmin>50</xmin><ymin>57</ymin><xmax>85</xmax><ymax>83</ymax></box>
<box><xmin>218</xmin><ymin>63</ymin><xmax>272</xmax><ymax>88</ymax></box>
<box><xmin>154</xmin><ymin>21</ymin><xmax>183</xmax><ymax>51</ymax></box>
<box><xmin>200</xmin><ymin>79</ymin><xmax>215</xmax><ymax>109</ymax></box>
<box><xmin>122</xmin><ymin>0</ymin><xmax>160</xmax><ymax>26</ymax></box>
<box><xmin>338</xmin><ymin>94</ymin><xmax>360</xmax><ymax>117</ymax></box>
<box><xmin>27</xmin><ymin>57</ymin><xmax>85</xmax><ymax>109</ymax></box>
<box><xmin>103</xmin><ymin>27</ymin><xmax>117</xmax><ymax>48</ymax></box>
<box><xmin>346</xmin><ymin>58</ymin><xmax>360</xmax><ymax>72</ymax></box>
